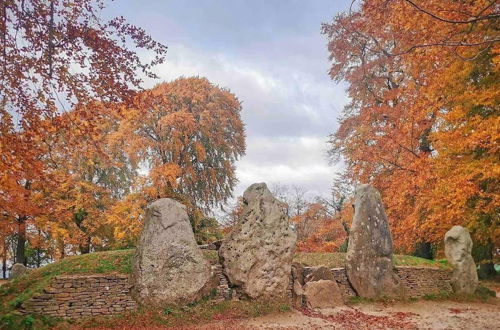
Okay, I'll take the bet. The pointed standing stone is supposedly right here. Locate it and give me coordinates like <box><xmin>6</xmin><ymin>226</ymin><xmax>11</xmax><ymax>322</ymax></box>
<box><xmin>346</xmin><ymin>184</ymin><xmax>404</xmax><ymax>298</ymax></box>
<box><xmin>219</xmin><ymin>183</ymin><xmax>297</xmax><ymax>300</ymax></box>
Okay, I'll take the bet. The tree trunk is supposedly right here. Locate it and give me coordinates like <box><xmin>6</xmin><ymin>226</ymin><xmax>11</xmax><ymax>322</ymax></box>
<box><xmin>2</xmin><ymin>237</ymin><xmax>6</xmax><ymax>279</ymax></box>
<box><xmin>16</xmin><ymin>216</ymin><xmax>27</xmax><ymax>265</ymax></box>
<box><xmin>477</xmin><ymin>242</ymin><xmax>497</xmax><ymax>279</ymax></box>
<box><xmin>79</xmin><ymin>236</ymin><xmax>91</xmax><ymax>254</ymax></box>
<box><xmin>58</xmin><ymin>239</ymin><xmax>65</xmax><ymax>259</ymax></box>
<box><xmin>413</xmin><ymin>241</ymin><xmax>433</xmax><ymax>260</ymax></box>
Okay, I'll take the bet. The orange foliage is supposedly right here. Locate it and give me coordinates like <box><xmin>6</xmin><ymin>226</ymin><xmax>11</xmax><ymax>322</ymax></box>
<box><xmin>323</xmin><ymin>0</ymin><xmax>499</xmax><ymax>252</ymax></box>
<box><xmin>293</xmin><ymin>203</ymin><xmax>349</xmax><ymax>253</ymax></box>
<box><xmin>112</xmin><ymin>77</ymin><xmax>246</xmax><ymax>209</ymax></box>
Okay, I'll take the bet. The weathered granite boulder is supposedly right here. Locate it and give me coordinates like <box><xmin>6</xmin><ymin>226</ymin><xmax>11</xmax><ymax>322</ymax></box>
<box><xmin>444</xmin><ymin>226</ymin><xmax>478</xmax><ymax>294</ymax></box>
<box><xmin>132</xmin><ymin>198</ymin><xmax>216</xmax><ymax>306</ymax></box>
<box><xmin>303</xmin><ymin>280</ymin><xmax>343</xmax><ymax>309</ymax></box>
<box><xmin>346</xmin><ymin>184</ymin><xmax>404</xmax><ymax>298</ymax></box>
<box><xmin>219</xmin><ymin>183</ymin><xmax>297</xmax><ymax>300</ymax></box>
<box><xmin>10</xmin><ymin>263</ymin><xmax>28</xmax><ymax>279</ymax></box>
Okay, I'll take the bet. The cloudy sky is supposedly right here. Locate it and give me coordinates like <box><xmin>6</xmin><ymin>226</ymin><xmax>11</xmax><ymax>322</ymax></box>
<box><xmin>104</xmin><ymin>1</ymin><xmax>351</xmax><ymax>198</ymax></box>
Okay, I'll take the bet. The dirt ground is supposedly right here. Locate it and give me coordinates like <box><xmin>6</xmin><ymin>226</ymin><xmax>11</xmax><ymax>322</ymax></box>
<box><xmin>195</xmin><ymin>300</ymin><xmax>500</xmax><ymax>330</ymax></box>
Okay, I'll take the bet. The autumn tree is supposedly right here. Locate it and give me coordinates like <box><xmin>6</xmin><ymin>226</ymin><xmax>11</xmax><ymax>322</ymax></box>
<box><xmin>0</xmin><ymin>0</ymin><xmax>167</xmax><ymax>264</ymax></box>
<box><xmin>293</xmin><ymin>202</ymin><xmax>349</xmax><ymax>253</ymax></box>
<box><xmin>268</xmin><ymin>182</ymin><xmax>351</xmax><ymax>252</ymax></box>
<box><xmin>323</xmin><ymin>0</ymin><xmax>499</xmax><ymax>266</ymax></box>
<box><xmin>33</xmin><ymin>105</ymin><xmax>137</xmax><ymax>256</ymax></box>
<box><xmin>114</xmin><ymin>77</ymin><xmax>246</xmax><ymax>209</ymax></box>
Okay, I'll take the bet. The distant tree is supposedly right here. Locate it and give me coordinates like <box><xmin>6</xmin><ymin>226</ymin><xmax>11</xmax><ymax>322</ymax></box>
<box><xmin>113</xmin><ymin>77</ymin><xmax>246</xmax><ymax>209</ymax></box>
<box><xmin>268</xmin><ymin>182</ymin><xmax>351</xmax><ymax>252</ymax></box>
<box><xmin>270</xmin><ymin>183</ymin><xmax>309</xmax><ymax>217</ymax></box>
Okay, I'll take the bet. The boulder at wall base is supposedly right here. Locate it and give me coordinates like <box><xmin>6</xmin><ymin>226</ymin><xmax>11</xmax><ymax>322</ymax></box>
<box><xmin>132</xmin><ymin>198</ymin><xmax>217</xmax><ymax>306</ymax></box>
<box><xmin>303</xmin><ymin>280</ymin><xmax>344</xmax><ymax>309</ymax></box>
<box><xmin>291</xmin><ymin>265</ymin><xmax>345</xmax><ymax>308</ymax></box>
<box><xmin>346</xmin><ymin>184</ymin><xmax>405</xmax><ymax>298</ymax></box>
<box><xmin>219</xmin><ymin>183</ymin><xmax>297</xmax><ymax>300</ymax></box>
<box><xmin>444</xmin><ymin>226</ymin><xmax>478</xmax><ymax>294</ymax></box>
<box><xmin>10</xmin><ymin>263</ymin><xmax>28</xmax><ymax>279</ymax></box>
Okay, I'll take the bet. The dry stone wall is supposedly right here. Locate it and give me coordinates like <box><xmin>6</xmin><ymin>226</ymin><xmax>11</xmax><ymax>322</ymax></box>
<box><xmin>395</xmin><ymin>267</ymin><xmax>453</xmax><ymax>297</ymax></box>
<box><xmin>313</xmin><ymin>267</ymin><xmax>452</xmax><ymax>298</ymax></box>
<box><xmin>21</xmin><ymin>274</ymin><xmax>137</xmax><ymax>318</ymax></box>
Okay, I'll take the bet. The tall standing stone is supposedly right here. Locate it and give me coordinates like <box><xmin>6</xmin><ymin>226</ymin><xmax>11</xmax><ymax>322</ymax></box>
<box><xmin>132</xmin><ymin>198</ymin><xmax>216</xmax><ymax>306</ymax></box>
<box><xmin>219</xmin><ymin>183</ymin><xmax>297</xmax><ymax>300</ymax></box>
<box><xmin>444</xmin><ymin>226</ymin><xmax>478</xmax><ymax>294</ymax></box>
<box><xmin>346</xmin><ymin>184</ymin><xmax>404</xmax><ymax>298</ymax></box>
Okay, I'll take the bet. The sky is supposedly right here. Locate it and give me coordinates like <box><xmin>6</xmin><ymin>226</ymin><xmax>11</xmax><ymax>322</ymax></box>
<box><xmin>104</xmin><ymin>0</ymin><xmax>352</xmax><ymax>198</ymax></box>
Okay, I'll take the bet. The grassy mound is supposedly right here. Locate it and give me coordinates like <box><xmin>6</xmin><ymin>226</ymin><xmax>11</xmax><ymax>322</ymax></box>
<box><xmin>0</xmin><ymin>249</ymin><xmax>134</xmax><ymax>316</ymax></box>
<box><xmin>0</xmin><ymin>249</ymin><xmax>220</xmax><ymax>317</ymax></box>
<box><xmin>0</xmin><ymin>250</ymin><xmax>446</xmax><ymax>316</ymax></box>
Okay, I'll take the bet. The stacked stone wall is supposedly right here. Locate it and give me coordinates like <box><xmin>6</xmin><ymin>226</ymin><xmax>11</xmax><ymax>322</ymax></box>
<box><xmin>327</xmin><ymin>266</ymin><xmax>452</xmax><ymax>298</ymax></box>
<box><xmin>331</xmin><ymin>268</ymin><xmax>357</xmax><ymax>296</ymax></box>
<box><xmin>395</xmin><ymin>266</ymin><xmax>453</xmax><ymax>297</ymax></box>
<box><xmin>19</xmin><ymin>263</ymin><xmax>452</xmax><ymax>318</ymax></box>
<box><xmin>21</xmin><ymin>274</ymin><xmax>137</xmax><ymax>318</ymax></box>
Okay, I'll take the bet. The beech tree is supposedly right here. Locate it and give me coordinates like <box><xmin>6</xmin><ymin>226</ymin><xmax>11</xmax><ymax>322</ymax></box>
<box><xmin>113</xmin><ymin>77</ymin><xmax>246</xmax><ymax>209</ymax></box>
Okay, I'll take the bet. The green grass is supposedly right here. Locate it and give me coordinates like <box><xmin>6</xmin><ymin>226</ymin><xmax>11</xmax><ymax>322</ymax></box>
<box><xmin>393</xmin><ymin>255</ymin><xmax>450</xmax><ymax>269</ymax></box>
<box><xmin>0</xmin><ymin>249</ymin><xmax>134</xmax><ymax>314</ymax></box>
<box><xmin>294</xmin><ymin>252</ymin><xmax>450</xmax><ymax>269</ymax></box>
<box><xmin>422</xmin><ymin>285</ymin><xmax>496</xmax><ymax>303</ymax></box>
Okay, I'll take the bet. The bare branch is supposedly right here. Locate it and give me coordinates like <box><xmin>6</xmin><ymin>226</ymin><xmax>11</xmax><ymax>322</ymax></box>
<box><xmin>390</xmin><ymin>38</ymin><xmax>500</xmax><ymax>56</ymax></box>
<box><xmin>403</xmin><ymin>0</ymin><xmax>500</xmax><ymax>24</ymax></box>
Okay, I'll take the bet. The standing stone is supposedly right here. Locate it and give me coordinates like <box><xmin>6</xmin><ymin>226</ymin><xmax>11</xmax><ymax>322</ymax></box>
<box><xmin>219</xmin><ymin>183</ymin><xmax>297</xmax><ymax>300</ymax></box>
<box><xmin>346</xmin><ymin>184</ymin><xmax>404</xmax><ymax>298</ymax></box>
<box><xmin>132</xmin><ymin>198</ymin><xmax>216</xmax><ymax>306</ymax></box>
<box><xmin>10</xmin><ymin>263</ymin><xmax>28</xmax><ymax>279</ymax></box>
<box><xmin>444</xmin><ymin>226</ymin><xmax>478</xmax><ymax>294</ymax></box>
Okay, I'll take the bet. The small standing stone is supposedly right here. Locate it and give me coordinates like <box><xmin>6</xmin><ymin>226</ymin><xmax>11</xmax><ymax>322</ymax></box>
<box><xmin>302</xmin><ymin>267</ymin><xmax>344</xmax><ymax>308</ymax></box>
<box><xmin>444</xmin><ymin>226</ymin><xmax>478</xmax><ymax>294</ymax></box>
<box><xmin>10</xmin><ymin>263</ymin><xmax>28</xmax><ymax>279</ymax></box>
<box><xmin>303</xmin><ymin>280</ymin><xmax>343</xmax><ymax>309</ymax></box>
